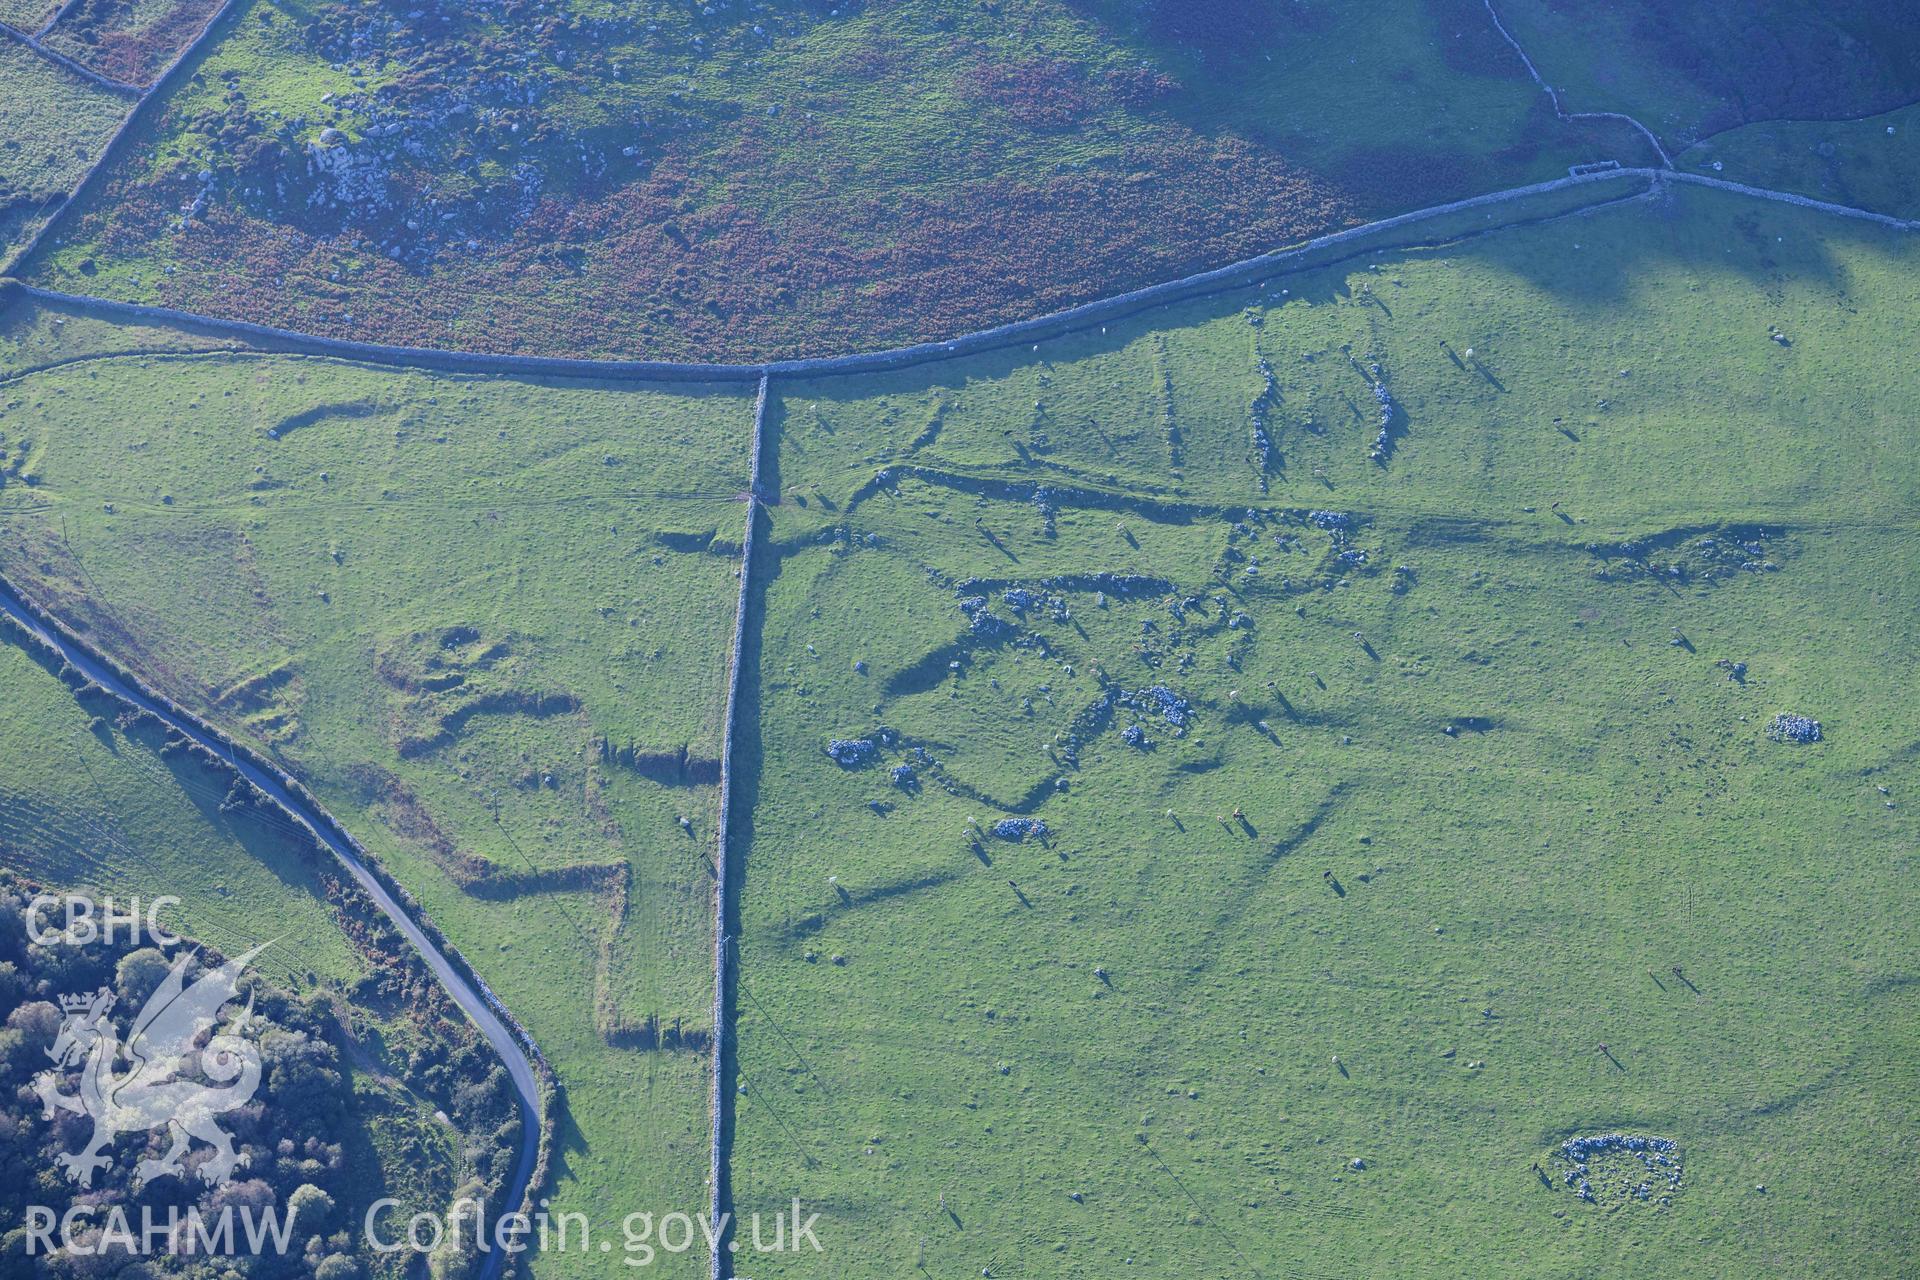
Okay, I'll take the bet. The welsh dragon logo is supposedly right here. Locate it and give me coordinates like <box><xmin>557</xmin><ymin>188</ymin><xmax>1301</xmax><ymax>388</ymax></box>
<box><xmin>33</xmin><ymin>944</ymin><xmax>268</xmax><ymax>1188</ymax></box>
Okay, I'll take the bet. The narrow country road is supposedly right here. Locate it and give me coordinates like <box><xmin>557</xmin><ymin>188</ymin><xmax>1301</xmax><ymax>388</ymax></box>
<box><xmin>0</xmin><ymin>578</ymin><xmax>541</xmax><ymax>1280</ymax></box>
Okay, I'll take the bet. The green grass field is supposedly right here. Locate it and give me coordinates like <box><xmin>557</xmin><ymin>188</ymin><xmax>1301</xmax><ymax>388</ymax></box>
<box><xmin>0</xmin><ymin>623</ymin><xmax>365</xmax><ymax>990</ymax></box>
<box><xmin>1680</xmin><ymin>102</ymin><xmax>1920</xmax><ymax>221</ymax></box>
<box><xmin>1</xmin><ymin>2</ymin><xmax>1915</xmax><ymax>1275</ymax></box>
<box><xmin>0</xmin><ymin>332</ymin><xmax>756</xmax><ymax>1276</ymax></box>
<box><xmin>0</xmin><ymin>638</ymin><xmax>476</xmax><ymax>1276</ymax></box>
<box><xmin>723</xmin><ymin>182</ymin><xmax>1920</xmax><ymax>1277</ymax></box>
<box><xmin>5</xmin><ymin>176</ymin><xmax>1919</xmax><ymax>1278</ymax></box>
<box><xmin>0</xmin><ymin>42</ymin><xmax>129</xmax><ymax>264</ymax></box>
<box><xmin>40</xmin><ymin>0</ymin><xmax>226</xmax><ymax>86</ymax></box>
<box><xmin>0</xmin><ymin>288</ymin><xmax>247</xmax><ymax>376</ymax></box>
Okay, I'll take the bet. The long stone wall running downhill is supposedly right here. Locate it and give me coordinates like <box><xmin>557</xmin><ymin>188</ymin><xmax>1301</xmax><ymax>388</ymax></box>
<box><xmin>1481</xmin><ymin>0</ymin><xmax>1674</xmax><ymax>169</ymax></box>
<box><xmin>711</xmin><ymin>374</ymin><xmax>768</xmax><ymax>1280</ymax></box>
<box><xmin>35</xmin><ymin>0</ymin><xmax>82</xmax><ymax>38</ymax></box>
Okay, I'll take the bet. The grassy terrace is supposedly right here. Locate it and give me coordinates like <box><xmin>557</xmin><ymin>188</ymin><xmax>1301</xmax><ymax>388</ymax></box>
<box><xmin>725</xmin><ymin>183</ymin><xmax>1920</xmax><ymax>1277</ymax></box>
<box><xmin>0</xmin><ymin>324</ymin><xmax>754</xmax><ymax>1277</ymax></box>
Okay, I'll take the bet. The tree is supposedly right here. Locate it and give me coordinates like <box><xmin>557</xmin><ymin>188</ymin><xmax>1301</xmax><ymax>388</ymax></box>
<box><xmin>114</xmin><ymin>948</ymin><xmax>174</xmax><ymax>1009</ymax></box>
<box><xmin>0</xmin><ymin>1227</ymin><xmax>35</xmax><ymax>1280</ymax></box>
<box><xmin>4</xmin><ymin>1002</ymin><xmax>61</xmax><ymax>1056</ymax></box>
<box><xmin>314</xmin><ymin>1254</ymin><xmax>359</xmax><ymax>1280</ymax></box>
<box><xmin>288</xmin><ymin>1184</ymin><xmax>336</xmax><ymax>1235</ymax></box>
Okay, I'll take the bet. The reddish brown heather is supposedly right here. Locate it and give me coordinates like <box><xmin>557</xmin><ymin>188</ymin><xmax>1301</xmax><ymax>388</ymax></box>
<box><xmin>43</xmin><ymin>0</ymin><xmax>224</xmax><ymax>87</ymax></box>
<box><xmin>70</xmin><ymin>127</ymin><xmax>1355</xmax><ymax>361</ymax></box>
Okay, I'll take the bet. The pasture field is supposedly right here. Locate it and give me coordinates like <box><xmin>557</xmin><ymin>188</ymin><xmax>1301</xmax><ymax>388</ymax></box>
<box><xmin>28</xmin><ymin>0</ymin><xmax>1637</xmax><ymax>360</ymax></box>
<box><xmin>724</xmin><ymin>182</ymin><xmax>1920</xmax><ymax>1277</ymax></box>
<box><xmin>0</xmin><ymin>42</ymin><xmax>129</xmax><ymax>265</ymax></box>
<box><xmin>1680</xmin><ymin>103</ymin><xmax>1920</xmax><ymax>222</ymax></box>
<box><xmin>0</xmin><ymin>321</ymin><xmax>756</xmax><ymax>1277</ymax></box>
<box><xmin>0</xmin><ymin>4</ymin><xmax>1915</xmax><ymax>1278</ymax></box>
<box><xmin>0</xmin><ymin>288</ymin><xmax>248</xmax><ymax>376</ymax></box>
<box><xmin>1492</xmin><ymin>0</ymin><xmax>1920</xmax><ymax>149</ymax></box>
<box><xmin>0</xmin><ymin>616</ymin><xmax>364</xmax><ymax>990</ymax></box>
<box><xmin>0</xmin><ymin>640</ymin><xmax>481</xmax><ymax>1277</ymax></box>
